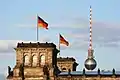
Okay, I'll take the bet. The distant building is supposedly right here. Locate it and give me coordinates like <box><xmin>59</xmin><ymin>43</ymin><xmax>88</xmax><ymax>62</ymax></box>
<box><xmin>7</xmin><ymin>42</ymin><xmax>120</xmax><ymax>80</ymax></box>
<box><xmin>57</xmin><ymin>57</ymin><xmax>78</xmax><ymax>72</ymax></box>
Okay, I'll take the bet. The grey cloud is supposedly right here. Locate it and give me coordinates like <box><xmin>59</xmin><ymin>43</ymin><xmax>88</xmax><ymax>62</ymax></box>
<box><xmin>0</xmin><ymin>40</ymin><xmax>17</xmax><ymax>53</ymax></box>
<box><xmin>0</xmin><ymin>37</ymin><xmax>51</xmax><ymax>53</ymax></box>
<box><xmin>67</xmin><ymin>17</ymin><xmax>120</xmax><ymax>49</ymax></box>
<box><xmin>7</xmin><ymin>17</ymin><xmax>120</xmax><ymax>51</ymax></box>
<box><xmin>92</xmin><ymin>23</ymin><xmax>120</xmax><ymax>48</ymax></box>
<box><xmin>69</xmin><ymin>40</ymin><xmax>88</xmax><ymax>51</ymax></box>
<box><xmin>100</xmin><ymin>42</ymin><xmax>120</xmax><ymax>48</ymax></box>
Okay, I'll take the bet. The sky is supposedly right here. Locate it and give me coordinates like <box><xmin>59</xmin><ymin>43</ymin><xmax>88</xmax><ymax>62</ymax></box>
<box><xmin>0</xmin><ymin>0</ymin><xmax>120</xmax><ymax>76</ymax></box>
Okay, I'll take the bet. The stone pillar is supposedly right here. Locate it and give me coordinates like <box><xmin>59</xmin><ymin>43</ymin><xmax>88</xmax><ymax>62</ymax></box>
<box><xmin>37</xmin><ymin>52</ymin><xmax>40</xmax><ymax>67</ymax></box>
<box><xmin>30</xmin><ymin>52</ymin><xmax>32</xmax><ymax>67</ymax></box>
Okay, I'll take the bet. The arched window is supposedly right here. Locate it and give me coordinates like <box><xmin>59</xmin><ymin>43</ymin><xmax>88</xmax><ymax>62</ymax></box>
<box><xmin>24</xmin><ymin>55</ymin><xmax>29</xmax><ymax>66</ymax></box>
<box><xmin>40</xmin><ymin>55</ymin><xmax>45</xmax><ymax>65</ymax></box>
<box><xmin>62</xmin><ymin>68</ymin><xmax>66</xmax><ymax>71</ymax></box>
<box><xmin>32</xmin><ymin>55</ymin><xmax>37</xmax><ymax>66</ymax></box>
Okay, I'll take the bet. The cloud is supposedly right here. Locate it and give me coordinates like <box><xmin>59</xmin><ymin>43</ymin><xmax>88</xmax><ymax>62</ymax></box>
<box><xmin>67</xmin><ymin>17</ymin><xmax>120</xmax><ymax>49</ymax></box>
<box><xmin>69</xmin><ymin>40</ymin><xmax>88</xmax><ymax>51</ymax></box>
<box><xmin>50</xmin><ymin>16</ymin><xmax>120</xmax><ymax>50</ymax></box>
<box><xmin>101</xmin><ymin>42</ymin><xmax>120</xmax><ymax>48</ymax></box>
<box><xmin>99</xmin><ymin>40</ymin><xmax>120</xmax><ymax>48</ymax></box>
<box><xmin>15</xmin><ymin>16</ymin><xmax>88</xmax><ymax>29</ymax></box>
<box><xmin>0</xmin><ymin>40</ymin><xmax>25</xmax><ymax>53</ymax></box>
<box><xmin>50</xmin><ymin>19</ymin><xmax>88</xmax><ymax>30</ymax></box>
<box><xmin>67</xmin><ymin>33</ymin><xmax>88</xmax><ymax>39</ymax></box>
<box><xmin>0</xmin><ymin>40</ymin><xmax>17</xmax><ymax>53</ymax></box>
<box><xmin>92</xmin><ymin>23</ymin><xmax>120</xmax><ymax>48</ymax></box>
<box><xmin>0</xmin><ymin>37</ymin><xmax>51</xmax><ymax>53</ymax></box>
<box><xmin>14</xmin><ymin>16</ymin><xmax>120</xmax><ymax>49</ymax></box>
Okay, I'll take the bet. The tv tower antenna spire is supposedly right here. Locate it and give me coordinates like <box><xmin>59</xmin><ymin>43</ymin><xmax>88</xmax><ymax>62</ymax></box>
<box><xmin>88</xmin><ymin>5</ymin><xmax>93</xmax><ymax>58</ymax></box>
<box><xmin>84</xmin><ymin>6</ymin><xmax>97</xmax><ymax>70</ymax></box>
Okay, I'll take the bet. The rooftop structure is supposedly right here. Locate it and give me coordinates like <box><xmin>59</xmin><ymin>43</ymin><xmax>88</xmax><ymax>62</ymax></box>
<box><xmin>57</xmin><ymin>57</ymin><xmax>78</xmax><ymax>72</ymax></box>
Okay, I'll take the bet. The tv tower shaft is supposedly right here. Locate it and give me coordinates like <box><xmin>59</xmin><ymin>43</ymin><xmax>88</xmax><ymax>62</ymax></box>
<box><xmin>88</xmin><ymin>6</ymin><xmax>94</xmax><ymax>58</ymax></box>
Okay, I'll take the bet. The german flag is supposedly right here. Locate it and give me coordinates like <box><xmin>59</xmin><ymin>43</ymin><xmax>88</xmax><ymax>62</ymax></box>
<box><xmin>37</xmin><ymin>16</ymin><xmax>48</xmax><ymax>29</ymax></box>
<box><xmin>60</xmin><ymin>34</ymin><xmax>69</xmax><ymax>46</ymax></box>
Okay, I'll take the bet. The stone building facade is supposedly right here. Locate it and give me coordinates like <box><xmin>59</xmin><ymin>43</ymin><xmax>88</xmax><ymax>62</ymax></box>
<box><xmin>57</xmin><ymin>57</ymin><xmax>78</xmax><ymax>72</ymax></box>
<box><xmin>7</xmin><ymin>42</ymin><xmax>120</xmax><ymax>80</ymax></box>
<box><xmin>7</xmin><ymin>42</ymin><xmax>59</xmax><ymax>80</ymax></box>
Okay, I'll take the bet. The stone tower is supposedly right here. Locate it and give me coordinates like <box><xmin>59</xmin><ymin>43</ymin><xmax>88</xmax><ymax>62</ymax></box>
<box><xmin>7</xmin><ymin>42</ymin><xmax>59</xmax><ymax>80</ymax></box>
<box><xmin>57</xmin><ymin>57</ymin><xmax>78</xmax><ymax>72</ymax></box>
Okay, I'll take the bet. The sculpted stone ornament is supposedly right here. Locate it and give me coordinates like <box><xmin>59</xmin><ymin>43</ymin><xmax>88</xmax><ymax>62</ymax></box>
<box><xmin>19</xmin><ymin>64</ymin><xmax>22</xmax><ymax>76</ymax></box>
<box><xmin>8</xmin><ymin>66</ymin><xmax>11</xmax><ymax>75</ymax></box>
<box><xmin>43</xmin><ymin>65</ymin><xmax>49</xmax><ymax>76</ymax></box>
<box><xmin>19</xmin><ymin>64</ymin><xmax>24</xmax><ymax>80</ymax></box>
<box><xmin>43</xmin><ymin>65</ymin><xmax>50</xmax><ymax>80</ymax></box>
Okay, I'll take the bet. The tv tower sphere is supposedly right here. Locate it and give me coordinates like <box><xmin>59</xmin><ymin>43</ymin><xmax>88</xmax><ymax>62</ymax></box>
<box><xmin>84</xmin><ymin>57</ymin><xmax>97</xmax><ymax>70</ymax></box>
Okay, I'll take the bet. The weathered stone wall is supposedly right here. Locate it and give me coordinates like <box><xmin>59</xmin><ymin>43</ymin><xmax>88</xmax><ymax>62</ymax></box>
<box><xmin>57</xmin><ymin>61</ymin><xmax>74</xmax><ymax>71</ymax></box>
<box><xmin>24</xmin><ymin>67</ymin><xmax>43</xmax><ymax>77</ymax></box>
<box><xmin>15</xmin><ymin>48</ymin><xmax>53</xmax><ymax>67</ymax></box>
<box><xmin>7</xmin><ymin>44</ymin><xmax>56</xmax><ymax>80</ymax></box>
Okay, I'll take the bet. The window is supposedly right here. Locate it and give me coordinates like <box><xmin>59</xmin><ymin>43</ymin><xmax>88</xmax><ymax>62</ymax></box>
<box><xmin>62</xmin><ymin>68</ymin><xmax>66</xmax><ymax>71</ymax></box>
<box><xmin>24</xmin><ymin>55</ymin><xmax>29</xmax><ymax>65</ymax></box>
<box><xmin>32</xmin><ymin>55</ymin><xmax>37</xmax><ymax>66</ymax></box>
<box><xmin>40</xmin><ymin>55</ymin><xmax>45</xmax><ymax>65</ymax></box>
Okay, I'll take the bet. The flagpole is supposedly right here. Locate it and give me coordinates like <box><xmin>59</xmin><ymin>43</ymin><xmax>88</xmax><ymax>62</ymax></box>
<box><xmin>59</xmin><ymin>33</ymin><xmax>60</xmax><ymax>57</ymax></box>
<box><xmin>37</xmin><ymin>14</ymin><xmax>39</xmax><ymax>41</ymax></box>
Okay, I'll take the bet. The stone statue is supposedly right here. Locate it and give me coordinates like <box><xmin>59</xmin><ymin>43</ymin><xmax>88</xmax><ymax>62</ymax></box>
<box><xmin>43</xmin><ymin>65</ymin><xmax>50</xmax><ymax>80</ymax></box>
<box><xmin>8</xmin><ymin>66</ymin><xmax>11</xmax><ymax>75</ymax></box>
<box><xmin>43</xmin><ymin>65</ymin><xmax>49</xmax><ymax>76</ymax></box>
<box><xmin>19</xmin><ymin>64</ymin><xmax>24</xmax><ymax>80</ymax></box>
